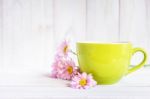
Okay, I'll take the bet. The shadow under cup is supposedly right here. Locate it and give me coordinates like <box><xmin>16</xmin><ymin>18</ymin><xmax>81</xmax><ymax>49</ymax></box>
<box><xmin>76</xmin><ymin>42</ymin><xmax>147</xmax><ymax>85</ymax></box>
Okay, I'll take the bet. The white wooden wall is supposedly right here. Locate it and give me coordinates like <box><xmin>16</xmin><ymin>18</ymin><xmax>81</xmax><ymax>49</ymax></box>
<box><xmin>0</xmin><ymin>0</ymin><xmax>149</xmax><ymax>70</ymax></box>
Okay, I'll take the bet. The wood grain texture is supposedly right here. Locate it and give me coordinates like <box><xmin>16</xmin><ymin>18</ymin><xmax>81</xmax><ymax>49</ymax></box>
<box><xmin>120</xmin><ymin>0</ymin><xmax>150</xmax><ymax>64</ymax></box>
<box><xmin>0</xmin><ymin>0</ymin><xmax>150</xmax><ymax>69</ymax></box>
<box><xmin>53</xmin><ymin>0</ymin><xmax>86</xmax><ymax>46</ymax></box>
<box><xmin>2</xmin><ymin>0</ymin><xmax>15</xmax><ymax>69</ymax></box>
<box><xmin>1</xmin><ymin>0</ymin><xmax>53</xmax><ymax>69</ymax></box>
<box><xmin>0</xmin><ymin>67</ymin><xmax>150</xmax><ymax>98</ymax></box>
<box><xmin>0</xmin><ymin>0</ymin><xmax>2</xmax><ymax>69</ymax></box>
<box><xmin>86</xmin><ymin>0</ymin><xmax>119</xmax><ymax>42</ymax></box>
<box><xmin>29</xmin><ymin>0</ymin><xmax>53</xmax><ymax>69</ymax></box>
<box><xmin>146</xmin><ymin>0</ymin><xmax>150</xmax><ymax>64</ymax></box>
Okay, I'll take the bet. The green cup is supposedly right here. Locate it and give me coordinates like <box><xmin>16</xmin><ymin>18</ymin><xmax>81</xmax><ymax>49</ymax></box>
<box><xmin>76</xmin><ymin>42</ymin><xmax>147</xmax><ymax>85</ymax></box>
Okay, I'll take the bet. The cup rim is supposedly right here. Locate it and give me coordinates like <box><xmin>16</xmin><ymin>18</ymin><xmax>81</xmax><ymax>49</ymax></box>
<box><xmin>77</xmin><ymin>41</ymin><xmax>131</xmax><ymax>45</ymax></box>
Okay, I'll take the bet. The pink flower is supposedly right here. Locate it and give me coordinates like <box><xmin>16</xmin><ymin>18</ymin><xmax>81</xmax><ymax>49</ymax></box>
<box><xmin>57</xmin><ymin>40</ymin><xmax>70</xmax><ymax>56</ymax></box>
<box><xmin>69</xmin><ymin>72</ymin><xmax>97</xmax><ymax>89</ymax></box>
<box><xmin>50</xmin><ymin>39</ymin><xmax>98</xmax><ymax>89</ymax></box>
<box><xmin>60</xmin><ymin>58</ymin><xmax>78</xmax><ymax>80</ymax></box>
<box><xmin>50</xmin><ymin>55</ymin><xmax>78</xmax><ymax>80</ymax></box>
<box><xmin>50</xmin><ymin>56</ymin><xmax>64</xmax><ymax>78</ymax></box>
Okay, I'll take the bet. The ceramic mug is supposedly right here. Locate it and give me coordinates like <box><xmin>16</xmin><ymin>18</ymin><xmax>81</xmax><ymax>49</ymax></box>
<box><xmin>76</xmin><ymin>42</ymin><xmax>147</xmax><ymax>84</ymax></box>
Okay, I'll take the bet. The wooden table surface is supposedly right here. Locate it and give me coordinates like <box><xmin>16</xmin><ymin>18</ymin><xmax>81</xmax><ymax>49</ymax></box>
<box><xmin>0</xmin><ymin>66</ymin><xmax>150</xmax><ymax>99</ymax></box>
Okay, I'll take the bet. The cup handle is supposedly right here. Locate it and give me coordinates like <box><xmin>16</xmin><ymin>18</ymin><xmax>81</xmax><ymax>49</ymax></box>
<box><xmin>127</xmin><ymin>48</ymin><xmax>147</xmax><ymax>74</ymax></box>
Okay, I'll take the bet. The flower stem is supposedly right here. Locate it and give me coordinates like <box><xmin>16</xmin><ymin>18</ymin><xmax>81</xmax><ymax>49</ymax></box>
<box><xmin>70</xmin><ymin>50</ymin><xmax>77</xmax><ymax>55</ymax></box>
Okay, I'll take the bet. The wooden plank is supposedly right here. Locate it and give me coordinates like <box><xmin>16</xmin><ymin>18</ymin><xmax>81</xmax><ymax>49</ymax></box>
<box><xmin>120</xmin><ymin>0</ymin><xmax>150</xmax><ymax>64</ymax></box>
<box><xmin>0</xmin><ymin>0</ymin><xmax>3</xmax><ymax>69</ymax></box>
<box><xmin>2</xmin><ymin>0</ymin><xmax>15</xmax><ymax>68</ymax></box>
<box><xmin>9</xmin><ymin>0</ymin><xmax>25</xmax><ymax>68</ymax></box>
<box><xmin>0</xmin><ymin>73</ymin><xmax>150</xmax><ymax>98</ymax></box>
<box><xmin>0</xmin><ymin>67</ymin><xmax>150</xmax><ymax>98</ymax></box>
<box><xmin>2</xmin><ymin>0</ymin><xmax>32</xmax><ymax>68</ymax></box>
<box><xmin>1</xmin><ymin>0</ymin><xmax>149</xmax><ymax>69</ymax></box>
<box><xmin>26</xmin><ymin>0</ymin><xmax>44</xmax><ymax>68</ymax></box>
<box><xmin>2</xmin><ymin>0</ymin><xmax>53</xmax><ymax>69</ymax></box>
<box><xmin>53</xmin><ymin>0</ymin><xmax>86</xmax><ymax>47</ymax></box>
<box><xmin>21</xmin><ymin>0</ymin><xmax>53</xmax><ymax>69</ymax></box>
<box><xmin>86</xmin><ymin>0</ymin><xmax>119</xmax><ymax>42</ymax></box>
<box><xmin>41</xmin><ymin>0</ymin><xmax>54</xmax><ymax>69</ymax></box>
<box><xmin>146</xmin><ymin>0</ymin><xmax>150</xmax><ymax>65</ymax></box>
<box><xmin>29</xmin><ymin>0</ymin><xmax>53</xmax><ymax>68</ymax></box>
<box><xmin>20</xmin><ymin>0</ymin><xmax>33</xmax><ymax>68</ymax></box>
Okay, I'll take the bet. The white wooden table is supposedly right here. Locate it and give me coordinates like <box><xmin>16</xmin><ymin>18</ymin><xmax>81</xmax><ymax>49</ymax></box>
<box><xmin>0</xmin><ymin>66</ymin><xmax>150</xmax><ymax>99</ymax></box>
